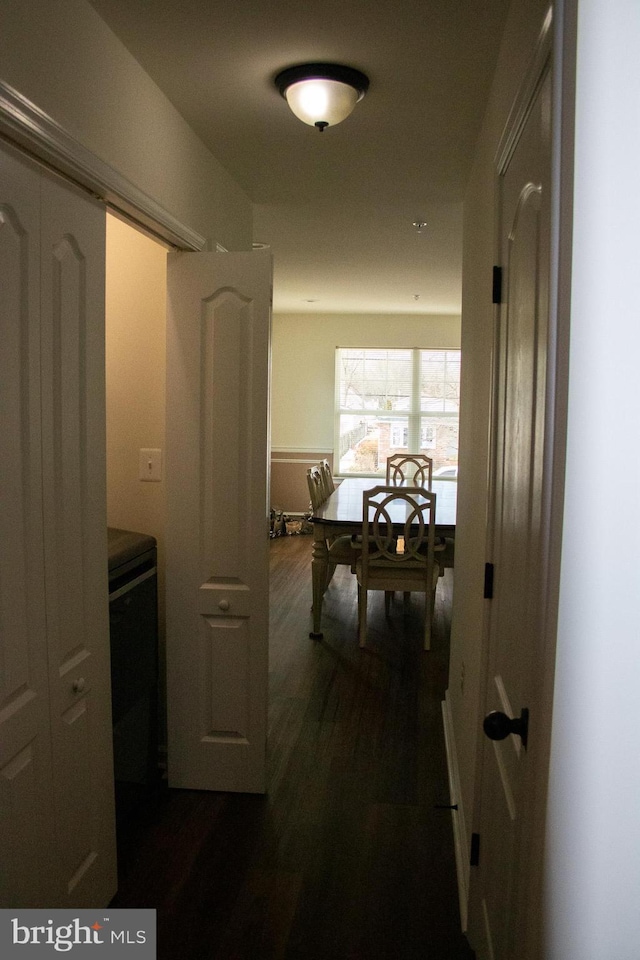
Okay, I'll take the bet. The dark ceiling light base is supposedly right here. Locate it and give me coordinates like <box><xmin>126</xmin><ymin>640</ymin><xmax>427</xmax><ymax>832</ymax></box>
<box><xmin>274</xmin><ymin>63</ymin><xmax>369</xmax><ymax>131</ymax></box>
<box><xmin>274</xmin><ymin>63</ymin><xmax>369</xmax><ymax>96</ymax></box>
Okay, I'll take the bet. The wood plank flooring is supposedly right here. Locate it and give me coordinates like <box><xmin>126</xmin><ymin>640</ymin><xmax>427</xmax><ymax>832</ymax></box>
<box><xmin>111</xmin><ymin>534</ymin><xmax>474</xmax><ymax>960</ymax></box>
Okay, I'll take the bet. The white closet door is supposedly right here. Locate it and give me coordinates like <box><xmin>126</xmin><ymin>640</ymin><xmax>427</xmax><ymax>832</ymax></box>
<box><xmin>40</xmin><ymin>170</ymin><xmax>116</xmax><ymax>907</ymax></box>
<box><xmin>0</xmin><ymin>138</ymin><xmax>116</xmax><ymax>909</ymax></box>
<box><xmin>166</xmin><ymin>250</ymin><xmax>272</xmax><ymax>793</ymax></box>
<box><xmin>0</xmin><ymin>141</ymin><xmax>55</xmax><ymax>908</ymax></box>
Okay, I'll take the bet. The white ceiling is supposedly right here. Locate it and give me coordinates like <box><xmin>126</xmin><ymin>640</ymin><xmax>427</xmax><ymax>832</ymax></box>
<box><xmin>88</xmin><ymin>0</ymin><xmax>510</xmax><ymax>314</ymax></box>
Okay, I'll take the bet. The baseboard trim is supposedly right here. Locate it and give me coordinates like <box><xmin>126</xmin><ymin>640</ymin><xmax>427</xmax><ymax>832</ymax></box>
<box><xmin>442</xmin><ymin>691</ymin><xmax>469</xmax><ymax>931</ymax></box>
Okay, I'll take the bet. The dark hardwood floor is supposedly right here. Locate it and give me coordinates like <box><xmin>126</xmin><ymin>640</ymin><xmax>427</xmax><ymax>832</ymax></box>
<box><xmin>112</xmin><ymin>534</ymin><xmax>473</xmax><ymax>960</ymax></box>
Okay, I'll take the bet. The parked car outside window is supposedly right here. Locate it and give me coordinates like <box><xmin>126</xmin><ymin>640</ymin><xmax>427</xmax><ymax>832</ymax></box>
<box><xmin>433</xmin><ymin>465</ymin><xmax>458</xmax><ymax>479</ymax></box>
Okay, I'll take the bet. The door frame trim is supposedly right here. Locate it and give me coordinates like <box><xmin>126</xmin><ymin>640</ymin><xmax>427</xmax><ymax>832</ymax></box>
<box><xmin>0</xmin><ymin>79</ymin><xmax>205</xmax><ymax>251</ymax></box>
<box><xmin>468</xmin><ymin>6</ymin><xmax>559</xmax><ymax>955</ymax></box>
<box><xmin>495</xmin><ymin>8</ymin><xmax>554</xmax><ymax>176</ymax></box>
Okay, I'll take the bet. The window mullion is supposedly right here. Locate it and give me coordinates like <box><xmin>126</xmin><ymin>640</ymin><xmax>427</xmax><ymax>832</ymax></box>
<box><xmin>407</xmin><ymin>349</ymin><xmax>421</xmax><ymax>451</ymax></box>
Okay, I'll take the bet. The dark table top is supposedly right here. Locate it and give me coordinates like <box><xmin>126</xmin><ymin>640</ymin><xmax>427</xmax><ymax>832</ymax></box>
<box><xmin>312</xmin><ymin>477</ymin><xmax>457</xmax><ymax>533</ymax></box>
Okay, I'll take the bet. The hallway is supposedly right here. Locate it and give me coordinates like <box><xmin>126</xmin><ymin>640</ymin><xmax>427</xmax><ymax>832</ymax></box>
<box><xmin>113</xmin><ymin>534</ymin><xmax>472</xmax><ymax>959</ymax></box>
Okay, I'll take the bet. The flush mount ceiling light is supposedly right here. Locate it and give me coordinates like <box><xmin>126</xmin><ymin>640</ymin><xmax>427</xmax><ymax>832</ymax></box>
<box><xmin>274</xmin><ymin>63</ymin><xmax>369</xmax><ymax>132</ymax></box>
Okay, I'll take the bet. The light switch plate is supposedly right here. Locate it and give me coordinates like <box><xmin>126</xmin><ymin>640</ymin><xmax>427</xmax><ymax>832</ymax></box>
<box><xmin>139</xmin><ymin>448</ymin><xmax>162</xmax><ymax>482</ymax></box>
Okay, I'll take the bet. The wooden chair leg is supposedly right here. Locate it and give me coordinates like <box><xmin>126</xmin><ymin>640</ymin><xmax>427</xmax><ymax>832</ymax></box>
<box><xmin>423</xmin><ymin>620</ymin><xmax>431</xmax><ymax>652</ymax></box>
<box><xmin>424</xmin><ymin>586</ymin><xmax>436</xmax><ymax>651</ymax></box>
<box><xmin>358</xmin><ymin>584</ymin><xmax>367</xmax><ymax>648</ymax></box>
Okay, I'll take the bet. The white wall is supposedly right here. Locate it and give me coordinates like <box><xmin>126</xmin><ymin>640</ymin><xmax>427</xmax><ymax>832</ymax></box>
<box><xmin>0</xmin><ymin>0</ymin><xmax>252</xmax><ymax>250</ymax></box>
<box><xmin>106</xmin><ymin>215</ymin><xmax>167</xmax><ymax>547</ymax></box>
<box><xmin>105</xmin><ymin>213</ymin><xmax>167</xmax><ymax>721</ymax></box>
<box><xmin>271</xmin><ymin>312</ymin><xmax>461</xmax><ymax>452</ymax></box>
<box><xmin>448</xmin><ymin>0</ymin><xmax>553</xmax><ymax>917</ymax></box>
<box><xmin>546</xmin><ymin>1</ymin><xmax>640</xmax><ymax>956</ymax></box>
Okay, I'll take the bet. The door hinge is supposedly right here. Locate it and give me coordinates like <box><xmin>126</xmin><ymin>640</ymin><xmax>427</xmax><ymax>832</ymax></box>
<box><xmin>492</xmin><ymin>265</ymin><xmax>503</xmax><ymax>304</ymax></box>
<box><xmin>484</xmin><ymin>562</ymin><xmax>494</xmax><ymax>599</ymax></box>
<box><xmin>470</xmin><ymin>832</ymin><xmax>481</xmax><ymax>867</ymax></box>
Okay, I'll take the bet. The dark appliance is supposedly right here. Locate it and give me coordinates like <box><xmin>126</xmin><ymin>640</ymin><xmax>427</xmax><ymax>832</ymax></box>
<box><xmin>107</xmin><ymin>527</ymin><xmax>159</xmax><ymax>827</ymax></box>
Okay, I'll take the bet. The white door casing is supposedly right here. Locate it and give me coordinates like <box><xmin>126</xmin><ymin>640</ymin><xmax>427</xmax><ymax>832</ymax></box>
<box><xmin>468</xmin><ymin>56</ymin><xmax>554</xmax><ymax>960</ymax></box>
<box><xmin>0</xmin><ymin>140</ymin><xmax>117</xmax><ymax>907</ymax></box>
<box><xmin>166</xmin><ymin>250</ymin><xmax>272</xmax><ymax>794</ymax></box>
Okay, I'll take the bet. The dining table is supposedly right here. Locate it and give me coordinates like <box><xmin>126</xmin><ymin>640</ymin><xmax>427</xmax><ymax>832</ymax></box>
<box><xmin>309</xmin><ymin>476</ymin><xmax>457</xmax><ymax>638</ymax></box>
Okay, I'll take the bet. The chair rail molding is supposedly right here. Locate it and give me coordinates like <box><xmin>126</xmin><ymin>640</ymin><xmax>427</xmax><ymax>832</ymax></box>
<box><xmin>271</xmin><ymin>458</ymin><xmax>322</xmax><ymax>465</ymax></box>
<box><xmin>0</xmin><ymin>79</ymin><xmax>206</xmax><ymax>251</ymax></box>
<box><xmin>271</xmin><ymin>447</ymin><xmax>334</xmax><ymax>455</ymax></box>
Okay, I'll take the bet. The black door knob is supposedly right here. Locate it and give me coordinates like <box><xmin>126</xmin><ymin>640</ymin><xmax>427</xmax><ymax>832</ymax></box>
<box><xmin>483</xmin><ymin>708</ymin><xmax>529</xmax><ymax>749</ymax></box>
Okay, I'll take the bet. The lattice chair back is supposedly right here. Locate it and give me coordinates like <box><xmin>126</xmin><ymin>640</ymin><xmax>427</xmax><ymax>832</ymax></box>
<box><xmin>357</xmin><ymin>485</ymin><xmax>439</xmax><ymax>650</ymax></box>
<box><xmin>385</xmin><ymin>453</ymin><xmax>433</xmax><ymax>488</ymax></box>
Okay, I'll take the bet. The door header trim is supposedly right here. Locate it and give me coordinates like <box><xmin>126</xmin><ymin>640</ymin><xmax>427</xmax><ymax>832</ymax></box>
<box><xmin>495</xmin><ymin>7</ymin><xmax>553</xmax><ymax>176</ymax></box>
<box><xmin>0</xmin><ymin>79</ymin><xmax>206</xmax><ymax>251</ymax></box>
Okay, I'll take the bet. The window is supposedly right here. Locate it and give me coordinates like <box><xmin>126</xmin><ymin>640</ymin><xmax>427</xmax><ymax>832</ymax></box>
<box><xmin>335</xmin><ymin>347</ymin><xmax>460</xmax><ymax>477</ymax></box>
<box><xmin>390</xmin><ymin>424</ymin><xmax>408</xmax><ymax>448</ymax></box>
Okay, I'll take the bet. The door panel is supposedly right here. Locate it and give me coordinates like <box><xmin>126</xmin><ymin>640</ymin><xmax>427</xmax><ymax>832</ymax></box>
<box><xmin>0</xmin><ymin>142</ymin><xmax>116</xmax><ymax>908</ymax></box>
<box><xmin>166</xmin><ymin>250</ymin><xmax>272</xmax><ymax>793</ymax></box>
<box><xmin>0</xmin><ymin>144</ymin><xmax>53</xmax><ymax>907</ymax></box>
<box><xmin>40</xmin><ymin>171</ymin><xmax>116</xmax><ymax>906</ymax></box>
<box><xmin>471</xmin><ymin>67</ymin><xmax>552</xmax><ymax>959</ymax></box>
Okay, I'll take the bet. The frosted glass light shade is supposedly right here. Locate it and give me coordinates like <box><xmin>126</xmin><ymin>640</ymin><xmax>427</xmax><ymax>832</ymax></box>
<box><xmin>275</xmin><ymin>63</ymin><xmax>369</xmax><ymax>131</ymax></box>
<box><xmin>284</xmin><ymin>79</ymin><xmax>359</xmax><ymax>128</ymax></box>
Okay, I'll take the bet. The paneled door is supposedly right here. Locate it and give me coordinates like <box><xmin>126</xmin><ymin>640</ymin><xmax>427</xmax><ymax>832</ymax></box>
<box><xmin>469</xmin><ymin>59</ymin><xmax>554</xmax><ymax>960</ymax></box>
<box><xmin>0</xmin><ymin>140</ymin><xmax>116</xmax><ymax>907</ymax></box>
<box><xmin>40</xmin><ymin>165</ymin><xmax>116</xmax><ymax>907</ymax></box>
<box><xmin>166</xmin><ymin>250</ymin><xmax>272</xmax><ymax>793</ymax></box>
<box><xmin>0</xmin><ymin>135</ymin><xmax>53</xmax><ymax>908</ymax></box>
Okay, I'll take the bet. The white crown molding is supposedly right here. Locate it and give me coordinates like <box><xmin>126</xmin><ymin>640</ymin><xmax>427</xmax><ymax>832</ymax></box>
<box><xmin>0</xmin><ymin>79</ymin><xmax>206</xmax><ymax>251</ymax></box>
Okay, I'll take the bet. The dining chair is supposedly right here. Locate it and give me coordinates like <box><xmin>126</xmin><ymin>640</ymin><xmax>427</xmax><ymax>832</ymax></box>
<box><xmin>385</xmin><ymin>453</ymin><xmax>453</xmax><ymax>574</ymax></box>
<box><xmin>356</xmin><ymin>485</ymin><xmax>440</xmax><ymax>651</ymax></box>
<box><xmin>319</xmin><ymin>458</ymin><xmax>335</xmax><ymax>499</ymax></box>
<box><xmin>307</xmin><ymin>465</ymin><xmax>326</xmax><ymax>512</ymax></box>
<box><xmin>307</xmin><ymin>465</ymin><xmax>356</xmax><ymax>589</ymax></box>
<box><xmin>386</xmin><ymin>453</ymin><xmax>433</xmax><ymax>488</ymax></box>
<box><xmin>435</xmin><ymin>535</ymin><xmax>455</xmax><ymax>574</ymax></box>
